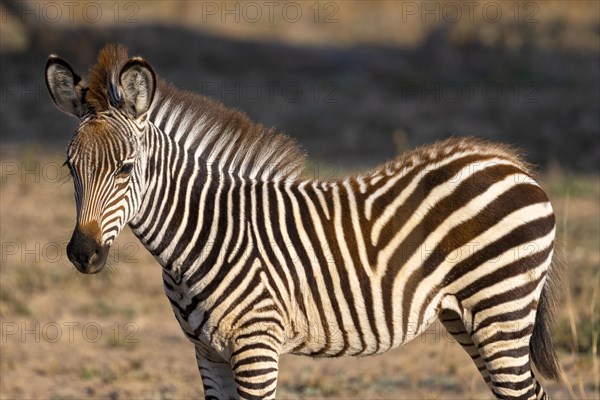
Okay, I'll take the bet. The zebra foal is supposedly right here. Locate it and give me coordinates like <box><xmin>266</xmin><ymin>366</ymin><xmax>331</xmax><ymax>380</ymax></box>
<box><xmin>46</xmin><ymin>44</ymin><xmax>562</xmax><ymax>399</ymax></box>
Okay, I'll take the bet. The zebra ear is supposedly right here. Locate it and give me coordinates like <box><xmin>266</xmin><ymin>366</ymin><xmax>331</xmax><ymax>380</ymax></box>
<box><xmin>45</xmin><ymin>55</ymin><xmax>85</xmax><ymax>117</ymax></box>
<box><xmin>118</xmin><ymin>58</ymin><xmax>156</xmax><ymax>120</ymax></box>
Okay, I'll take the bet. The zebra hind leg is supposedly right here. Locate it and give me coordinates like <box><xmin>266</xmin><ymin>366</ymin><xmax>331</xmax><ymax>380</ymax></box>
<box><xmin>466</xmin><ymin>251</ymin><xmax>560</xmax><ymax>400</ymax></box>
<box><xmin>475</xmin><ymin>319</ymin><xmax>547</xmax><ymax>399</ymax></box>
<box><xmin>439</xmin><ymin>309</ymin><xmax>494</xmax><ymax>391</ymax></box>
<box><xmin>468</xmin><ymin>305</ymin><xmax>548</xmax><ymax>399</ymax></box>
<box><xmin>442</xmin><ymin>307</ymin><xmax>548</xmax><ymax>400</ymax></box>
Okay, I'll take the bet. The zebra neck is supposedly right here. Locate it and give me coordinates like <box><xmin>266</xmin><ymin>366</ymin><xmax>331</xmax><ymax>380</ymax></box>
<box><xmin>129</xmin><ymin>122</ymin><xmax>210</xmax><ymax>272</ymax></box>
<box><xmin>129</xmin><ymin>82</ymin><xmax>313</xmax><ymax>281</ymax></box>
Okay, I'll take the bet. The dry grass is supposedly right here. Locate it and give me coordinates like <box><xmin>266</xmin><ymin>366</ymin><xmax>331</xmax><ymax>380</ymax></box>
<box><xmin>1</xmin><ymin>147</ymin><xmax>598</xmax><ymax>399</ymax></box>
<box><xmin>551</xmin><ymin>172</ymin><xmax>600</xmax><ymax>399</ymax></box>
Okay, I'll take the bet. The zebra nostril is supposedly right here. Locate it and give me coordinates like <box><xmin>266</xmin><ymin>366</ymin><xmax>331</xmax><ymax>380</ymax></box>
<box><xmin>79</xmin><ymin>253</ymin><xmax>90</xmax><ymax>266</ymax></box>
<box><xmin>68</xmin><ymin>228</ymin><xmax>106</xmax><ymax>271</ymax></box>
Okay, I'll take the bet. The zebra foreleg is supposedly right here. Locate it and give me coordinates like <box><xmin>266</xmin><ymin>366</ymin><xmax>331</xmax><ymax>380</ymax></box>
<box><xmin>229</xmin><ymin>331</ymin><xmax>282</xmax><ymax>400</ymax></box>
<box><xmin>196</xmin><ymin>346</ymin><xmax>238</xmax><ymax>400</ymax></box>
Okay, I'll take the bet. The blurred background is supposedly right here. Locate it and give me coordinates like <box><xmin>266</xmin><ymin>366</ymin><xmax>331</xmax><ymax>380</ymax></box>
<box><xmin>1</xmin><ymin>1</ymin><xmax>598</xmax><ymax>398</ymax></box>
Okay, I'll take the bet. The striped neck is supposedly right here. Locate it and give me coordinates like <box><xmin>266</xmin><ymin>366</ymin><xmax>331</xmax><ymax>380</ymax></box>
<box><xmin>129</xmin><ymin>120</ymin><xmax>215</xmax><ymax>273</ymax></box>
<box><xmin>128</xmin><ymin>82</ymin><xmax>308</xmax><ymax>277</ymax></box>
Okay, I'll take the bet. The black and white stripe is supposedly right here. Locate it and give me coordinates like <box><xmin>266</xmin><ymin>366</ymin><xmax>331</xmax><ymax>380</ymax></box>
<box><xmin>48</xmin><ymin>45</ymin><xmax>562</xmax><ymax>400</ymax></box>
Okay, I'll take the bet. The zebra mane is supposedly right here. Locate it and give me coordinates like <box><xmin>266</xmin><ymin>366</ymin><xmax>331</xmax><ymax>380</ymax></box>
<box><xmin>149</xmin><ymin>81</ymin><xmax>306</xmax><ymax>181</ymax></box>
<box><xmin>86</xmin><ymin>44</ymin><xmax>129</xmax><ymax>112</ymax></box>
<box><xmin>86</xmin><ymin>44</ymin><xmax>306</xmax><ymax>180</ymax></box>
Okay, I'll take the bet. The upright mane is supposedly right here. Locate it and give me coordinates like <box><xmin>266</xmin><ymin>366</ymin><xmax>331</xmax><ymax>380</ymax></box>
<box><xmin>86</xmin><ymin>44</ymin><xmax>129</xmax><ymax>112</ymax></box>
<box><xmin>84</xmin><ymin>44</ymin><xmax>306</xmax><ymax>180</ymax></box>
<box><xmin>149</xmin><ymin>80</ymin><xmax>306</xmax><ymax>180</ymax></box>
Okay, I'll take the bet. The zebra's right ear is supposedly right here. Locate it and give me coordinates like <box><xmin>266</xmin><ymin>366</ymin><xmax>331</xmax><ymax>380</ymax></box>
<box><xmin>45</xmin><ymin>55</ymin><xmax>85</xmax><ymax>117</ymax></box>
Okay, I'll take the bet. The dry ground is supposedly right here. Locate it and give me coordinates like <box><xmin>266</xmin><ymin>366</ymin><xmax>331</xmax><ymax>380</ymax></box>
<box><xmin>1</xmin><ymin>149</ymin><xmax>598</xmax><ymax>399</ymax></box>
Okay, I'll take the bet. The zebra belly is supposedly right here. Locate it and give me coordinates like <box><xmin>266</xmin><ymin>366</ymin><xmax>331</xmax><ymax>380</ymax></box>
<box><xmin>283</xmin><ymin>308</ymin><xmax>440</xmax><ymax>357</ymax></box>
<box><xmin>280</xmin><ymin>279</ymin><xmax>442</xmax><ymax>357</ymax></box>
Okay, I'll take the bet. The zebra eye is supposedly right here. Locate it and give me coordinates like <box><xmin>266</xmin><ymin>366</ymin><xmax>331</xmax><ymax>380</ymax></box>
<box><xmin>119</xmin><ymin>163</ymin><xmax>134</xmax><ymax>175</ymax></box>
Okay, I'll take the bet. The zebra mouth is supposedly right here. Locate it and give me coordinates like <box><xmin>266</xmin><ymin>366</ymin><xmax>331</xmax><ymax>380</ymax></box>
<box><xmin>68</xmin><ymin>244</ymin><xmax>109</xmax><ymax>274</ymax></box>
<box><xmin>84</xmin><ymin>248</ymin><xmax>109</xmax><ymax>274</ymax></box>
<box><xmin>66</xmin><ymin>230</ymin><xmax>110</xmax><ymax>274</ymax></box>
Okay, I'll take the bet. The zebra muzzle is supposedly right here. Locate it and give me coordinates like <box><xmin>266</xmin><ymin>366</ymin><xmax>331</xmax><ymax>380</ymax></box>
<box><xmin>66</xmin><ymin>228</ymin><xmax>109</xmax><ymax>274</ymax></box>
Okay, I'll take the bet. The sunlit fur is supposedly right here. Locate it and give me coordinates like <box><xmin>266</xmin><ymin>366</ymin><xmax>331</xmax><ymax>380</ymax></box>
<box><xmin>49</xmin><ymin>45</ymin><xmax>562</xmax><ymax>400</ymax></box>
<box><xmin>66</xmin><ymin>113</ymin><xmax>147</xmax><ymax>245</ymax></box>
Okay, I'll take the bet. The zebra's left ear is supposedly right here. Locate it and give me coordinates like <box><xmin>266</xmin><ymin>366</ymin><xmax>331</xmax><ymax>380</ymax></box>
<box><xmin>118</xmin><ymin>58</ymin><xmax>156</xmax><ymax>120</ymax></box>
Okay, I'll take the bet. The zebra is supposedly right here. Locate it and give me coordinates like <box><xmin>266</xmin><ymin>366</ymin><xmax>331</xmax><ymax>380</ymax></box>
<box><xmin>46</xmin><ymin>44</ymin><xmax>562</xmax><ymax>400</ymax></box>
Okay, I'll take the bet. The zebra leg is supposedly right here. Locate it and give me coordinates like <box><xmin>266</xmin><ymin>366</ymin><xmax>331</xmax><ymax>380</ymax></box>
<box><xmin>195</xmin><ymin>346</ymin><xmax>238</xmax><ymax>400</ymax></box>
<box><xmin>439</xmin><ymin>309</ymin><xmax>493</xmax><ymax>390</ymax></box>
<box><xmin>229</xmin><ymin>332</ymin><xmax>282</xmax><ymax>400</ymax></box>
<box><xmin>471</xmin><ymin>316</ymin><xmax>544</xmax><ymax>399</ymax></box>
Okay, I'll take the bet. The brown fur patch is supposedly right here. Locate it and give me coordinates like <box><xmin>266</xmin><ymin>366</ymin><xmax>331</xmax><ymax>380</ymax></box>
<box><xmin>85</xmin><ymin>44</ymin><xmax>129</xmax><ymax>112</ymax></box>
<box><xmin>80</xmin><ymin>220</ymin><xmax>101</xmax><ymax>241</ymax></box>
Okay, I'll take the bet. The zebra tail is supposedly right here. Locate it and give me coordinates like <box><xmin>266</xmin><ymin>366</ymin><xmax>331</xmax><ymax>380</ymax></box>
<box><xmin>530</xmin><ymin>260</ymin><xmax>563</xmax><ymax>381</ymax></box>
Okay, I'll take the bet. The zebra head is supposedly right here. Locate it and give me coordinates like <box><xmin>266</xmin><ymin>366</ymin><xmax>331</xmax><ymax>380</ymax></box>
<box><xmin>45</xmin><ymin>52</ymin><xmax>156</xmax><ymax>274</ymax></box>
